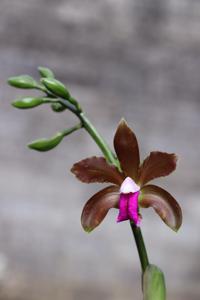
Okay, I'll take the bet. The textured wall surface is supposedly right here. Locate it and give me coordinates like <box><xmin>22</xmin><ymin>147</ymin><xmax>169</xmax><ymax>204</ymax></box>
<box><xmin>0</xmin><ymin>1</ymin><xmax>200</xmax><ymax>299</ymax></box>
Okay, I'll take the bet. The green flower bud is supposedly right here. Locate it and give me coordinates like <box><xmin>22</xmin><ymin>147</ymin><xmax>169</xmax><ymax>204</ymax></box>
<box><xmin>143</xmin><ymin>264</ymin><xmax>166</xmax><ymax>300</ymax></box>
<box><xmin>41</xmin><ymin>78</ymin><xmax>70</xmax><ymax>100</ymax></box>
<box><xmin>51</xmin><ymin>102</ymin><xmax>67</xmax><ymax>112</ymax></box>
<box><xmin>38</xmin><ymin>66</ymin><xmax>55</xmax><ymax>79</ymax></box>
<box><xmin>8</xmin><ymin>75</ymin><xmax>38</xmax><ymax>89</ymax></box>
<box><xmin>12</xmin><ymin>97</ymin><xmax>48</xmax><ymax>109</ymax></box>
<box><xmin>28</xmin><ymin>132</ymin><xmax>64</xmax><ymax>152</ymax></box>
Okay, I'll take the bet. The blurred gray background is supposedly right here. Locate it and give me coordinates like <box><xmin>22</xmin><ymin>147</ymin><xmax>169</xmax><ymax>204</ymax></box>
<box><xmin>0</xmin><ymin>0</ymin><xmax>200</xmax><ymax>299</ymax></box>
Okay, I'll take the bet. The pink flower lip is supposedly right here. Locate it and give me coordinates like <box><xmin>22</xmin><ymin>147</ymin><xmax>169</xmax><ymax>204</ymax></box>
<box><xmin>117</xmin><ymin>191</ymin><xmax>140</xmax><ymax>225</ymax></box>
<box><xmin>117</xmin><ymin>178</ymin><xmax>141</xmax><ymax>225</ymax></box>
<box><xmin>120</xmin><ymin>177</ymin><xmax>140</xmax><ymax>194</ymax></box>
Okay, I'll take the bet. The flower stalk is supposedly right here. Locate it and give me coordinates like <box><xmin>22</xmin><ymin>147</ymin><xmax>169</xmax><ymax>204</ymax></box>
<box><xmin>9</xmin><ymin>67</ymin><xmax>183</xmax><ymax>299</ymax></box>
<box><xmin>61</xmin><ymin>123</ymin><xmax>83</xmax><ymax>137</ymax></box>
<box><xmin>78</xmin><ymin>112</ymin><xmax>119</xmax><ymax>168</ymax></box>
<box><xmin>130</xmin><ymin>222</ymin><xmax>149</xmax><ymax>272</ymax></box>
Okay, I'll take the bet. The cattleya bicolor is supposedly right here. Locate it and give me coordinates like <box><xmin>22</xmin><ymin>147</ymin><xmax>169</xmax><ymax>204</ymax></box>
<box><xmin>71</xmin><ymin>120</ymin><xmax>182</xmax><ymax>232</ymax></box>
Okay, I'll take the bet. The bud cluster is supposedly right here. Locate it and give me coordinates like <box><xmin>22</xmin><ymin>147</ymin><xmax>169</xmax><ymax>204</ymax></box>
<box><xmin>8</xmin><ymin>67</ymin><xmax>83</xmax><ymax>151</ymax></box>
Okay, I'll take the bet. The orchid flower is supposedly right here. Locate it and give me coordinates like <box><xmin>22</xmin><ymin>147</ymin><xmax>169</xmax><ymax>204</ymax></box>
<box><xmin>71</xmin><ymin>120</ymin><xmax>182</xmax><ymax>233</ymax></box>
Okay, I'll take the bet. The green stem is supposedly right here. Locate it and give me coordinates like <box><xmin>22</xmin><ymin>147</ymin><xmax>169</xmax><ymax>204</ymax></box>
<box><xmin>78</xmin><ymin>112</ymin><xmax>118</xmax><ymax>167</ymax></box>
<box><xmin>62</xmin><ymin>123</ymin><xmax>83</xmax><ymax>137</ymax></box>
<box><xmin>57</xmin><ymin>99</ymin><xmax>78</xmax><ymax>115</ymax></box>
<box><xmin>130</xmin><ymin>222</ymin><xmax>149</xmax><ymax>272</ymax></box>
<box><xmin>37</xmin><ymin>86</ymin><xmax>79</xmax><ymax>115</ymax></box>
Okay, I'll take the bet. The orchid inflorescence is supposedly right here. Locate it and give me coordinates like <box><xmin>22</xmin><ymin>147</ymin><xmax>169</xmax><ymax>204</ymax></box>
<box><xmin>8</xmin><ymin>66</ymin><xmax>183</xmax><ymax>300</ymax></box>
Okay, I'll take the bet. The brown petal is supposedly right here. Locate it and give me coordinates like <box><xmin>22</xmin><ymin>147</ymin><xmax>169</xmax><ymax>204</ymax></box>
<box><xmin>138</xmin><ymin>152</ymin><xmax>177</xmax><ymax>185</ymax></box>
<box><xmin>114</xmin><ymin>119</ymin><xmax>140</xmax><ymax>181</ymax></box>
<box><xmin>140</xmin><ymin>185</ymin><xmax>182</xmax><ymax>231</ymax></box>
<box><xmin>71</xmin><ymin>156</ymin><xmax>124</xmax><ymax>185</ymax></box>
<box><xmin>81</xmin><ymin>185</ymin><xmax>120</xmax><ymax>232</ymax></box>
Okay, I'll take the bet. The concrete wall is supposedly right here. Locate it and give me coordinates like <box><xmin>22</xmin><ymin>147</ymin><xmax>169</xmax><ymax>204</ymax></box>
<box><xmin>0</xmin><ymin>1</ymin><xmax>200</xmax><ymax>299</ymax></box>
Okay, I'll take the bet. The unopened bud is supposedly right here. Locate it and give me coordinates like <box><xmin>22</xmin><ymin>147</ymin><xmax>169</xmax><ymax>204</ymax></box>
<box><xmin>8</xmin><ymin>75</ymin><xmax>38</xmax><ymax>89</ymax></box>
<box><xmin>28</xmin><ymin>132</ymin><xmax>64</xmax><ymax>152</ymax></box>
<box><xmin>143</xmin><ymin>264</ymin><xmax>166</xmax><ymax>300</ymax></box>
<box><xmin>41</xmin><ymin>78</ymin><xmax>70</xmax><ymax>100</ymax></box>
<box><xmin>38</xmin><ymin>67</ymin><xmax>55</xmax><ymax>79</ymax></box>
<box><xmin>12</xmin><ymin>97</ymin><xmax>47</xmax><ymax>109</ymax></box>
<box><xmin>51</xmin><ymin>102</ymin><xmax>67</xmax><ymax>113</ymax></box>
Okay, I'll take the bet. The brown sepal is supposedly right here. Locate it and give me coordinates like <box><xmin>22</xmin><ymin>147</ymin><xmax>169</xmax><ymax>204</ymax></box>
<box><xmin>114</xmin><ymin>119</ymin><xmax>140</xmax><ymax>181</ymax></box>
<box><xmin>71</xmin><ymin>156</ymin><xmax>124</xmax><ymax>185</ymax></box>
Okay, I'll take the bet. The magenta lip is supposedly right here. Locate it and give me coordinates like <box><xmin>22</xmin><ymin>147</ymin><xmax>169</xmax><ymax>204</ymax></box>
<box><xmin>117</xmin><ymin>191</ymin><xmax>140</xmax><ymax>225</ymax></box>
